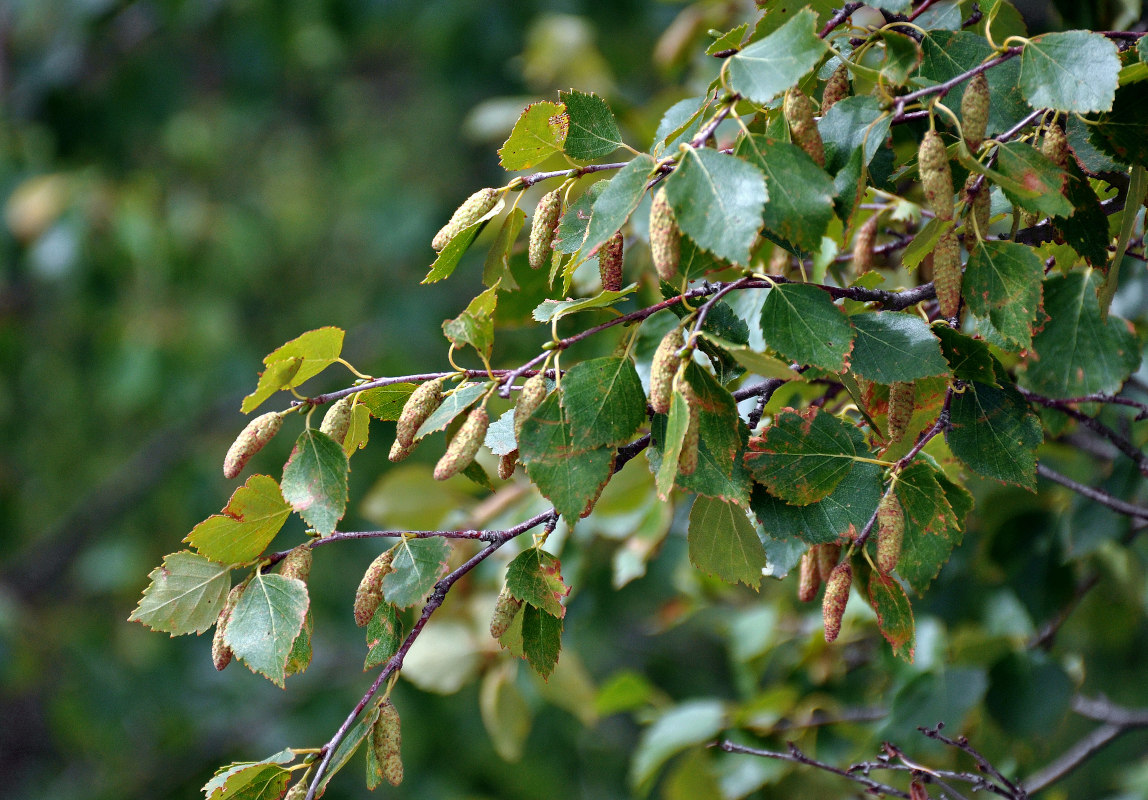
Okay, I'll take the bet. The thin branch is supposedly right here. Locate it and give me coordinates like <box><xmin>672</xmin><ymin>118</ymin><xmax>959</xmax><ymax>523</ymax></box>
<box><xmin>892</xmin><ymin>48</ymin><xmax>1022</xmax><ymax>120</ymax></box>
<box><xmin>716</xmin><ymin>740</ymin><xmax>912</xmax><ymax>799</ymax></box>
<box><xmin>688</xmin><ymin>96</ymin><xmax>740</xmax><ymax>150</ymax></box>
<box><xmin>1037</xmin><ymin>463</ymin><xmax>1148</xmax><ymax>521</ymax></box>
<box><xmin>820</xmin><ymin>3</ymin><xmax>863</xmax><ymax>38</ymax></box>
<box><xmin>1023</xmin><ymin>723</ymin><xmax>1123</xmax><ymax>794</ymax></box>
<box><xmin>920</xmin><ymin>723</ymin><xmax>1025</xmax><ymax>798</ymax></box>
<box><xmin>1028</xmin><ymin>573</ymin><xmax>1101</xmax><ymax>651</ymax></box>
<box><xmin>1021</xmin><ymin>389</ymin><xmax>1148</xmax><ymax>476</ymax></box>
<box><xmin>517</xmin><ymin>160</ymin><xmax>631</xmax><ymax>189</ymax></box>
<box><xmin>1073</xmin><ymin>694</ymin><xmax>1148</xmax><ymax>727</ymax></box>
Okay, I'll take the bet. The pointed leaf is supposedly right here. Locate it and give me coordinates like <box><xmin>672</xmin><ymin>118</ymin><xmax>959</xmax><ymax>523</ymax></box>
<box><xmin>224</xmin><ymin>573</ymin><xmax>309</xmax><ymax>687</ymax></box>
<box><xmin>521</xmin><ymin>604</ymin><xmax>562</xmax><ymax>679</ymax></box>
<box><xmin>358</xmin><ymin>383</ymin><xmax>416</xmax><ymax>420</ymax></box>
<box><xmin>316</xmin><ymin>705</ymin><xmax>379</xmax><ymax>797</ymax></box>
<box><xmin>281</xmin><ymin>429</ymin><xmax>348</xmax><ymax>535</ymax></box>
<box><xmin>553</xmin><ymin>182</ymin><xmax>606</xmax><ymax>255</ymax></box>
<box><xmin>443</xmin><ymin>283</ymin><xmax>499</xmax><ymax>358</ymax></box>
<box><xmin>895</xmin><ymin>460</ymin><xmax>966</xmax><ymax>594</ymax></box>
<box><xmin>654</xmin><ymin>390</ymin><xmax>691</xmax><ymax>501</ymax></box>
<box><xmin>994</xmin><ymin>142</ymin><xmax>1073</xmax><ymax>218</ymax></box>
<box><xmin>484</xmin><ymin>207</ymin><xmax>525</xmax><ymax>290</ymax></box>
<box><xmin>947</xmin><ymin>378</ymin><xmax>1042</xmax><ymax>490</ymax></box>
<box><xmin>745</xmin><ymin>407</ymin><xmax>863</xmax><ymax>505</ymax></box>
<box><xmin>203</xmin><ymin>750</ymin><xmax>295</xmax><ymax>800</ymax></box>
<box><xmin>343</xmin><ymin>400</ymin><xmax>371</xmax><ymax>456</ymax></box>
<box><xmin>877</xmin><ymin>30</ymin><xmax>922</xmax><ymax>86</ymax></box>
<box><xmin>663</xmin><ymin>147</ymin><xmax>766</xmax><ymax>265</ymax></box>
<box><xmin>867</xmin><ymin>574</ymin><xmax>915</xmax><ymax>662</ymax></box>
<box><xmin>561</xmin><ymin>356</ymin><xmax>646</xmax><ymax>449</ymax></box>
<box><xmin>963</xmin><ymin>240</ymin><xmax>1044</xmax><ymax>350</ymax></box>
<box><xmin>423</xmin><ymin>197</ymin><xmax>506</xmax><ymax>283</ymax></box>
<box><xmin>819</xmin><ymin>96</ymin><xmax>893</xmax><ymax>173</ymax></box>
<box><xmin>261</xmin><ymin>327</ymin><xmax>344</xmax><ymax>390</ymax></box>
<box><xmin>560</xmin><ymin>90</ymin><xmax>624</xmax><ymax>159</ymax></box>
<box><xmin>414</xmin><ymin>381</ymin><xmax>491</xmax><ymax>439</ymax></box>
<box><xmin>736</xmin><ymin>136</ymin><xmax>836</xmax><ymax>254</ymax></box>
<box><xmin>531</xmin><ymin>285</ymin><xmax>637</xmax><ymax>323</ymax></box>
<box><xmin>1053</xmin><ymin>161</ymin><xmax>1110</xmax><ymax>267</ymax></box>
<box><xmin>364</xmin><ymin>603</ymin><xmax>403</xmax><ymax>670</ymax></box>
<box><xmin>1088</xmin><ymin>82</ymin><xmax>1148</xmax><ymax>168</ymax></box>
<box><xmin>381</xmin><ymin>537</ymin><xmax>451</xmax><ymax>608</ymax></box>
<box><xmin>760</xmin><ymin>283</ymin><xmax>855</xmax><ymax>372</ymax></box>
<box><xmin>726</xmin><ymin>9</ymin><xmax>827</xmax><ymax>105</ymax></box>
<box><xmin>751</xmin><ymin>463</ymin><xmax>883</xmax><ymax>545</ymax></box>
<box><xmin>933</xmin><ymin>325</ymin><xmax>997</xmax><ymax>384</ymax></box>
<box><xmin>129</xmin><ymin>551</ymin><xmax>231</xmax><ymax>635</ymax></box>
<box><xmin>186</xmin><ymin>475</ymin><xmax>292</xmax><ymax>564</ymax></box>
<box><xmin>498</xmin><ymin>101</ymin><xmax>569</xmax><ymax>170</ymax></box>
<box><xmin>505</xmin><ymin>548</ymin><xmax>570</xmax><ymax>618</ymax></box>
<box><xmin>687</xmin><ymin>496</ymin><xmax>765</xmax><ymax>588</ymax></box>
<box><xmin>241</xmin><ymin>356</ymin><xmax>302</xmax><ymax>413</ymax></box>
<box><xmin>574</xmin><ymin>155</ymin><xmax>656</xmax><ymax>268</ymax></box>
<box><xmin>284</xmin><ymin>611</ymin><xmax>312</xmax><ymax>678</ymax></box>
<box><xmin>848</xmin><ymin>312</ymin><xmax>950</xmax><ymax>384</ymax></box>
<box><xmin>1020</xmin><ymin>31</ymin><xmax>1119</xmax><ymax>114</ymax></box>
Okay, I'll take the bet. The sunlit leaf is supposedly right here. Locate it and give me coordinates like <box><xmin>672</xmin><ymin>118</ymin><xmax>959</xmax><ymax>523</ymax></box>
<box><xmin>129</xmin><ymin>551</ymin><xmax>230</xmax><ymax>636</ymax></box>
<box><xmin>186</xmin><ymin>475</ymin><xmax>292</xmax><ymax>564</ymax></box>
<box><xmin>498</xmin><ymin>101</ymin><xmax>569</xmax><ymax>170</ymax></box>
<box><xmin>280</xmin><ymin>429</ymin><xmax>348</xmax><ymax>536</ymax></box>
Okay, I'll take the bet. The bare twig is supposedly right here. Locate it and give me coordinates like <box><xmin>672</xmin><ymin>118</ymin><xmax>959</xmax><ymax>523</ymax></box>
<box><xmin>1023</xmin><ymin>724</ymin><xmax>1123</xmax><ymax>794</ymax></box>
<box><xmin>1037</xmin><ymin>463</ymin><xmax>1148</xmax><ymax>521</ymax></box>
<box><xmin>920</xmin><ymin>723</ymin><xmax>1026</xmax><ymax>798</ymax></box>
<box><xmin>820</xmin><ymin>3</ymin><xmax>863</xmax><ymax>38</ymax></box>
<box><xmin>717</xmin><ymin>740</ymin><xmax>912</xmax><ymax>799</ymax></box>
<box><xmin>1021</xmin><ymin>389</ymin><xmax>1148</xmax><ymax>476</ymax></box>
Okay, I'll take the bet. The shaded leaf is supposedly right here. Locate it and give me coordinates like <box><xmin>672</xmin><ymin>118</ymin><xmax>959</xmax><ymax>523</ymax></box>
<box><xmin>498</xmin><ymin>101</ymin><xmax>569</xmax><ymax>170</ymax></box>
<box><xmin>562</xmin><ymin>356</ymin><xmax>647</xmax><ymax>449</ymax></box>
<box><xmin>521</xmin><ymin>604</ymin><xmax>562</xmax><ymax>679</ymax></box>
<box><xmin>947</xmin><ymin>376</ymin><xmax>1042</xmax><ymax>489</ymax></box>
<box><xmin>760</xmin><ymin>283</ymin><xmax>855</xmax><ymax>372</ymax></box>
<box><xmin>1088</xmin><ymin>82</ymin><xmax>1148</xmax><ymax>167</ymax></box>
<box><xmin>848</xmin><ymin>312</ymin><xmax>950</xmax><ymax>384</ymax></box>
<box><xmin>316</xmin><ymin>706</ymin><xmax>379</xmax><ymax>797</ymax></box>
<box><xmin>894</xmin><ymin>460</ymin><xmax>964</xmax><ymax>595</ymax></box>
<box><xmin>364</xmin><ymin>603</ymin><xmax>402</xmax><ymax>670</ymax></box>
<box><xmin>358</xmin><ymin>383</ymin><xmax>416</xmax><ymax>421</ymax></box>
<box><xmin>654</xmin><ymin>390</ymin><xmax>691</xmax><ymax>501</ymax></box>
<box><xmin>867</xmin><ymin>574</ymin><xmax>915</xmax><ymax>661</ymax></box>
<box><xmin>415</xmin><ymin>382</ymin><xmax>490</xmax><ymax>439</ymax></box>
<box><xmin>1052</xmin><ymin>161</ymin><xmax>1110</xmax><ymax>267</ymax></box>
<box><xmin>483</xmin><ymin>207</ymin><xmax>525</xmax><ymax>290</ymax></box>
<box><xmin>574</xmin><ymin>155</ymin><xmax>656</xmax><ymax>268</ymax></box>
<box><xmin>505</xmin><ymin>548</ymin><xmax>570</xmax><ymax>618</ymax></box>
<box><xmin>553</xmin><ymin>182</ymin><xmax>606</xmax><ymax>255</ymax></box>
<box><xmin>963</xmin><ymin>240</ymin><xmax>1044</xmax><ymax>350</ymax></box>
<box><xmin>745</xmin><ymin>407</ymin><xmax>863</xmax><ymax>505</ymax></box>
<box><xmin>751</xmin><ymin>463</ymin><xmax>883</xmax><ymax>545</ymax></box>
<box><xmin>480</xmin><ymin>663</ymin><xmax>533</xmax><ymax>762</ymax></box>
<box><xmin>920</xmin><ymin>31</ymin><xmax>1029</xmax><ymax>137</ymax></box>
<box><xmin>687</xmin><ymin>496</ymin><xmax>765</xmax><ymax>588</ymax></box>
<box><xmin>381</xmin><ymin>537</ymin><xmax>451</xmax><ymax>608</ymax></box>
<box><xmin>203</xmin><ymin>750</ymin><xmax>295</xmax><ymax>800</ymax></box>
<box><xmin>224</xmin><ymin>573</ymin><xmax>309</xmax><ymax>687</ymax></box>
<box><xmin>933</xmin><ymin>325</ymin><xmax>997</xmax><ymax>384</ymax></box>
<box><xmin>736</xmin><ymin>136</ymin><xmax>836</xmax><ymax>254</ymax></box>
<box><xmin>1020</xmin><ymin>31</ymin><xmax>1119</xmax><ymax>114</ymax></box>
<box><xmin>726</xmin><ymin>9</ymin><xmax>826</xmax><ymax>105</ymax></box>
<box><xmin>560</xmin><ymin>90</ymin><xmax>624</xmax><ymax>159</ymax></box>
<box><xmin>993</xmin><ymin>142</ymin><xmax>1073</xmax><ymax>218</ymax></box>
<box><xmin>630</xmin><ymin>700</ymin><xmax>726</xmax><ymax>796</ymax></box>
<box><xmin>129</xmin><ymin>551</ymin><xmax>231</xmax><ymax>636</ymax></box>
<box><xmin>280</xmin><ymin>429</ymin><xmax>348</xmax><ymax>536</ymax></box>
<box><xmin>532</xmin><ymin>285</ymin><xmax>637</xmax><ymax>323</ymax></box>
<box><xmin>877</xmin><ymin>30</ymin><xmax>922</xmax><ymax>86</ymax></box>
<box><xmin>443</xmin><ymin>282</ymin><xmax>499</xmax><ymax>359</ymax></box>
<box><xmin>818</xmin><ymin>96</ymin><xmax>893</xmax><ymax>174</ymax></box>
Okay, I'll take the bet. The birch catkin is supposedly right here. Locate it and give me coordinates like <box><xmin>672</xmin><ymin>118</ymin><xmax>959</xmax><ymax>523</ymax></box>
<box><xmin>223</xmin><ymin>411</ymin><xmax>283</xmax><ymax>479</ymax></box>
<box><xmin>432</xmin><ymin>187</ymin><xmax>499</xmax><ymax>251</ymax></box>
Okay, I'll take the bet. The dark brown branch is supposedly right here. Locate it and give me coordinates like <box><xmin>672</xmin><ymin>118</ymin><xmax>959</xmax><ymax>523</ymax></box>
<box><xmin>892</xmin><ymin>49</ymin><xmax>1022</xmax><ymax>120</ymax></box>
<box><xmin>1036</xmin><ymin>463</ymin><xmax>1148</xmax><ymax>521</ymax></box>
<box><xmin>1021</xmin><ymin>389</ymin><xmax>1148</xmax><ymax>476</ymax></box>
<box><xmin>820</xmin><ymin>3</ymin><xmax>864</xmax><ymax>38</ymax></box>
<box><xmin>920</xmin><ymin>723</ymin><xmax>1026</xmax><ymax>798</ymax></box>
<box><xmin>716</xmin><ymin>740</ymin><xmax>912</xmax><ymax>799</ymax></box>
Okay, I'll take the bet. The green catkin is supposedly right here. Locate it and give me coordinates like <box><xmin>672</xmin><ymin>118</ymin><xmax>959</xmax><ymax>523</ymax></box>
<box><xmin>822</xmin><ymin>562</ymin><xmax>853</xmax><ymax>643</ymax></box>
<box><xmin>961</xmin><ymin>73</ymin><xmax>989</xmax><ymax>152</ymax></box>
<box><xmin>649</xmin><ymin>327</ymin><xmax>685</xmax><ymax>415</ymax></box>
<box><xmin>433</xmin><ymin>405</ymin><xmax>489</xmax><ymax>481</ymax></box>
<box><xmin>964</xmin><ymin>173</ymin><xmax>990</xmax><ymax>240</ymax></box>
<box><xmin>798</xmin><ymin>551</ymin><xmax>820</xmax><ymax>603</ymax></box>
<box><xmin>649</xmin><ymin>187</ymin><xmax>680</xmax><ymax>282</ymax></box>
<box><xmin>431</xmin><ymin>187</ymin><xmax>499</xmax><ymax>251</ymax></box>
<box><xmin>390</xmin><ymin>376</ymin><xmax>447</xmax><ymax>461</ymax></box>
<box><xmin>821</xmin><ymin>63</ymin><xmax>850</xmax><ymax>114</ymax></box>
<box><xmin>933</xmin><ymin>229</ymin><xmax>962</xmax><ymax>319</ymax></box>
<box><xmin>599</xmin><ymin>230</ymin><xmax>624</xmax><ymax>292</ymax></box>
<box><xmin>888</xmin><ymin>381</ymin><xmax>915</xmax><ymax>444</ymax></box>
<box><xmin>223</xmin><ymin>411</ymin><xmax>284</xmax><ymax>479</ymax></box>
<box><xmin>373</xmin><ymin>699</ymin><xmax>404</xmax><ymax>786</ymax></box>
<box><xmin>852</xmin><ymin>214</ymin><xmax>878</xmax><ymax>275</ymax></box>
<box><xmin>676</xmin><ymin>377</ymin><xmax>700</xmax><ymax>477</ymax></box>
<box><xmin>279</xmin><ymin>546</ymin><xmax>313</xmax><ymax>584</ymax></box>
<box><xmin>319</xmin><ymin>395</ymin><xmax>354</xmax><ymax>445</ymax></box>
<box><xmin>212</xmin><ymin>583</ymin><xmax>245</xmax><ymax>671</ymax></box>
<box><xmin>876</xmin><ymin>492</ymin><xmax>905</xmax><ymax>576</ymax></box>
<box><xmin>528</xmin><ymin>189</ymin><xmax>562</xmax><ymax>270</ymax></box>
<box><xmin>489</xmin><ymin>588</ymin><xmax>524</xmax><ymax>639</ymax></box>
<box><xmin>514</xmin><ymin>374</ymin><xmax>548</xmax><ymax>441</ymax></box>
<box><xmin>919</xmin><ymin>129</ymin><xmax>954</xmax><ymax>221</ymax></box>
<box><xmin>784</xmin><ymin>88</ymin><xmax>826</xmax><ymax>167</ymax></box>
<box><xmin>353</xmin><ymin>550</ymin><xmax>395</xmax><ymax>627</ymax></box>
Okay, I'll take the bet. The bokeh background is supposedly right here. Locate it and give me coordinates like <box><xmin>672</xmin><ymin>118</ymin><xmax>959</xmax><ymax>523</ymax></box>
<box><xmin>3</xmin><ymin>1</ymin><xmax>1148</xmax><ymax>799</ymax></box>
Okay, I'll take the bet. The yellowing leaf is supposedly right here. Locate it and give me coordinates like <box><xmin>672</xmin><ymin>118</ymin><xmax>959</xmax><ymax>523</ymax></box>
<box><xmin>185</xmin><ymin>474</ymin><xmax>292</xmax><ymax>564</ymax></box>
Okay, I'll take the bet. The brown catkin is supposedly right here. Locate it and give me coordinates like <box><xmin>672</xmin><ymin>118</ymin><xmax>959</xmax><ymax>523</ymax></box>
<box><xmin>822</xmin><ymin>562</ymin><xmax>852</xmax><ymax>643</ymax></box>
<box><xmin>676</xmin><ymin>377</ymin><xmax>700</xmax><ymax>477</ymax></box>
<box><xmin>816</xmin><ymin>543</ymin><xmax>841</xmax><ymax>584</ymax></box>
<box><xmin>964</xmin><ymin>173</ymin><xmax>990</xmax><ymax>240</ymax></box>
<box><xmin>933</xmin><ymin>229</ymin><xmax>962</xmax><ymax>319</ymax></box>
<box><xmin>433</xmin><ymin>404</ymin><xmax>489</xmax><ymax>481</ymax></box>
<box><xmin>876</xmin><ymin>491</ymin><xmax>905</xmax><ymax>576</ymax></box>
<box><xmin>223</xmin><ymin>411</ymin><xmax>284</xmax><ymax>480</ymax></box>
<box><xmin>374</xmin><ymin>698</ymin><xmax>403</xmax><ymax>786</ymax></box>
<box><xmin>319</xmin><ymin>395</ymin><xmax>355</xmax><ymax>445</ymax></box>
<box><xmin>599</xmin><ymin>230</ymin><xmax>624</xmax><ymax>292</ymax></box>
<box><xmin>1042</xmin><ymin>123</ymin><xmax>1069</xmax><ymax>169</ymax></box>
<box><xmin>797</xmin><ymin>551</ymin><xmax>820</xmax><ymax>603</ymax></box>
<box><xmin>649</xmin><ymin>326</ymin><xmax>685</xmax><ymax>415</ymax></box>
<box><xmin>489</xmin><ymin>587</ymin><xmax>524</xmax><ymax>639</ymax></box>
<box><xmin>784</xmin><ymin>89</ymin><xmax>826</xmax><ymax>167</ymax></box>
<box><xmin>529</xmin><ymin>189</ymin><xmax>562</xmax><ymax>270</ymax></box>
<box><xmin>353</xmin><ymin>550</ymin><xmax>395</xmax><ymax>627</ymax></box>
<box><xmin>919</xmin><ymin>130</ymin><xmax>954</xmax><ymax>221</ymax></box>
<box><xmin>514</xmin><ymin>374</ymin><xmax>548</xmax><ymax>441</ymax></box>
<box><xmin>212</xmin><ymin>583</ymin><xmax>245</xmax><ymax>671</ymax></box>
<box><xmin>498</xmin><ymin>449</ymin><xmax>518</xmax><ymax>480</ymax></box>
<box><xmin>961</xmin><ymin>73</ymin><xmax>990</xmax><ymax>152</ymax></box>
<box><xmin>649</xmin><ymin>187</ymin><xmax>680</xmax><ymax>282</ymax></box>
<box><xmin>910</xmin><ymin>780</ymin><xmax>930</xmax><ymax>800</ymax></box>
<box><xmin>821</xmin><ymin>63</ymin><xmax>850</xmax><ymax>114</ymax></box>
<box><xmin>279</xmin><ymin>545</ymin><xmax>313</xmax><ymax>584</ymax></box>
<box><xmin>852</xmin><ymin>214</ymin><xmax>878</xmax><ymax>275</ymax></box>
<box><xmin>391</xmin><ymin>377</ymin><xmax>447</xmax><ymax>459</ymax></box>
<box><xmin>432</xmin><ymin>187</ymin><xmax>499</xmax><ymax>251</ymax></box>
<box><xmin>888</xmin><ymin>381</ymin><xmax>915</xmax><ymax>444</ymax></box>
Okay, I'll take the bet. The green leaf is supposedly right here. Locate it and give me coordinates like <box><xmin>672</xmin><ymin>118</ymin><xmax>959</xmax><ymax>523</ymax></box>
<box><xmin>894</xmin><ymin>460</ymin><xmax>965</xmax><ymax>595</ymax></box>
<box><xmin>946</xmin><ymin>378</ymin><xmax>1042</xmax><ymax>490</ymax></box>
<box><xmin>186</xmin><ymin>475</ymin><xmax>292</xmax><ymax>564</ymax></box>
<box><xmin>1053</xmin><ymin>161</ymin><xmax>1110</xmax><ymax>267</ymax></box>
<box><xmin>422</xmin><ymin>197</ymin><xmax>505</xmax><ymax>284</ymax></box>
<box><xmin>483</xmin><ymin>207</ymin><xmax>525</xmax><ymax>290</ymax></box>
<box><xmin>698</xmin><ymin>334</ymin><xmax>800</xmax><ymax>379</ymax></box>
<box><xmin>553</xmin><ymin>182</ymin><xmax>606</xmax><ymax>255</ymax></box>
<box><xmin>224</xmin><ymin>573</ymin><xmax>309</xmax><ymax>687</ymax></box>
<box><xmin>818</xmin><ymin>96</ymin><xmax>893</xmax><ymax>173</ymax></box>
<box><xmin>986</xmin><ymin>652</ymin><xmax>1074</xmax><ymax>737</ymax></box>
<box><xmin>654</xmin><ymin>390</ymin><xmax>691</xmax><ymax>501</ymax></box>
<box><xmin>867</xmin><ymin>574</ymin><xmax>915</xmax><ymax>662</ymax></box>
<box><xmin>364</xmin><ymin>603</ymin><xmax>402</xmax><ymax>670</ymax></box>
<box><xmin>519</xmin><ymin>393</ymin><xmax>615</xmax><ymax>522</ymax></box>
<box><xmin>284</xmin><ymin>612</ymin><xmax>311</xmax><ymax>678</ymax></box>
<box><xmin>630</xmin><ymin>700</ymin><xmax>726</xmax><ymax>796</ymax></box>
<box><xmin>485</xmin><ymin>408</ymin><xmax>518</xmax><ymax>455</ymax></box>
<box><xmin>505</xmin><ymin>548</ymin><xmax>570</xmax><ymax>618</ymax></box>
<box><xmin>241</xmin><ymin>356</ymin><xmax>302</xmax><ymax>414</ymax></box>
<box><xmin>848</xmin><ymin>312</ymin><xmax>950</xmax><ymax>384</ymax></box>
<box><xmin>262</xmin><ymin>327</ymin><xmax>344</xmax><ymax>388</ymax></box>
<box><xmin>316</xmin><ymin>705</ymin><xmax>379</xmax><ymax>797</ymax></box>
<box><xmin>652</xmin><ymin>96</ymin><xmax>709</xmax><ymax>156</ymax></box>
<box><xmin>521</xmin><ymin>604</ymin><xmax>562</xmax><ymax>679</ymax></box>
<box><xmin>1069</xmin><ymin>114</ymin><xmax>1122</xmax><ymax>173</ymax></box>
<box><xmin>1088</xmin><ymin>82</ymin><xmax>1148</xmax><ymax>167</ymax></box>
<box><xmin>993</xmin><ymin>142</ymin><xmax>1073</xmax><ymax>218</ymax></box>
<box><xmin>745</xmin><ymin>407</ymin><xmax>863</xmax><ymax>505</ymax></box>
<box><xmin>1020</xmin><ymin>271</ymin><xmax>1140</xmax><ymax>398</ymax></box>
<box><xmin>129</xmin><ymin>551</ymin><xmax>231</xmax><ymax>635</ymax></box>
<box><xmin>574</xmin><ymin>154</ymin><xmax>656</xmax><ymax>268</ymax></box>
<box><xmin>687</xmin><ymin>496</ymin><xmax>765</xmax><ymax>589</ymax></box>
<box><xmin>443</xmin><ymin>282</ymin><xmax>499</xmax><ymax>358</ymax></box>
<box><xmin>358</xmin><ymin>383</ymin><xmax>416</xmax><ymax>420</ymax></box>
<box><xmin>663</xmin><ymin>147</ymin><xmax>767</xmax><ymax>265</ymax></box>
<box><xmin>759</xmin><ymin>283</ymin><xmax>855</xmax><ymax>372</ymax></box>
<box><xmin>480</xmin><ymin>663</ymin><xmax>533</xmax><ymax>762</ymax></box>
<box><xmin>280</xmin><ymin>429</ymin><xmax>348</xmax><ymax>536</ymax></box>
<box><xmin>1020</xmin><ymin>31</ymin><xmax>1120</xmax><ymax>114</ymax></box>
<box><xmin>751</xmin><ymin>464</ymin><xmax>883</xmax><ymax>545</ymax></box>
<box><xmin>877</xmin><ymin>30</ymin><xmax>922</xmax><ymax>86</ymax></box>
<box><xmin>933</xmin><ymin>325</ymin><xmax>997</xmax><ymax>384</ymax></box>
<box><xmin>559</xmin><ymin>90</ymin><xmax>624</xmax><ymax>160</ymax></box>
<box><xmin>561</xmin><ymin>356</ymin><xmax>646</xmax><ymax>449</ymax></box>
<box><xmin>900</xmin><ymin>217</ymin><xmax>951</xmax><ymax>270</ymax></box>
<box><xmin>381</xmin><ymin>537</ymin><xmax>451</xmax><ymax>608</ymax></box>
<box><xmin>343</xmin><ymin>400</ymin><xmax>371</xmax><ymax>456</ymax></box>
<box><xmin>498</xmin><ymin>101</ymin><xmax>569</xmax><ymax>170</ymax></box>
<box><xmin>920</xmin><ymin>31</ymin><xmax>1029</xmax><ymax>137</ymax></box>
<box><xmin>203</xmin><ymin>750</ymin><xmax>295</xmax><ymax>800</ymax></box>
<box><xmin>726</xmin><ymin>9</ymin><xmax>827</xmax><ymax>105</ymax></box>
<box><xmin>736</xmin><ymin>136</ymin><xmax>836</xmax><ymax>254</ymax></box>
<box><xmin>963</xmin><ymin>240</ymin><xmax>1044</xmax><ymax>350</ymax></box>
<box><xmin>705</xmin><ymin>22</ymin><xmax>749</xmax><ymax>55</ymax></box>
<box><xmin>531</xmin><ymin>285</ymin><xmax>637</xmax><ymax>323</ymax></box>
<box><xmin>415</xmin><ymin>381</ymin><xmax>490</xmax><ymax>439</ymax></box>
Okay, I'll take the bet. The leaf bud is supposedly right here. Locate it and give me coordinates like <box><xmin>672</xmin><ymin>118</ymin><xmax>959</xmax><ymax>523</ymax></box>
<box><xmin>212</xmin><ymin>583</ymin><xmax>245</xmax><ymax>671</ymax></box>
<box><xmin>933</xmin><ymin>229</ymin><xmax>962</xmax><ymax>319</ymax></box>
<box><xmin>279</xmin><ymin>545</ymin><xmax>313</xmax><ymax>584</ymax></box>
<box><xmin>489</xmin><ymin>587</ymin><xmax>524</xmax><ymax>639</ymax></box>
<box><xmin>498</xmin><ymin>449</ymin><xmax>518</xmax><ymax>480</ymax></box>
<box><xmin>821</xmin><ymin>63</ymin><xmax>850</xmax><ymax>114</ymax></box>
<box><xmin>675</xmin><ymin>376</ymin><xmax>701</xmax><ymax>477</ymax></box>
<box><xmin>919</xmin><ymin>130</ymin><xmax>954</xmax><ymax>221</ymax></box>
<box><xmin>784</xmin><ymin>88</ymin><xmax>826</xmax><ymax>167</ymax></box>
<box><xmin>797</xmin><ymin>551</ymin><xmax>820</xmax><ymax>603</ymax></box>
<box><xmin>649</xmin><ymin>187</ymin><xmax>681</xmax><ymax>282</ymax></box>
<box><xmin>319</xmin><ymin>394</ymin><xmax>355</xmax><ymax>445</ymax></box>
<box><xmin>961</xmin><ymin>73</ymin><xmax>990</xmax><ymax>152</ymax></box>
<box><xmin>851</xmin><ymin>214</ymin><xmax>878</xmax><ymax>275</ymax></box>
<box><xmin>514</xmin><ymin>374</ymin><xmax>549</xmax><ymax>441</ymax></box>
<box><xmin>649</xmin><ymin>326</ymin><xmax>685</xmax><ymax>415</ymax></box>
<box><xmin>815</xmin><ymin>543</ymin><xmax>841</xmax><ymax>584</ymax></box>
<box><xmin>964</xmin><ymin>173</ymin><xmax>990</xmax><ymax>241</ymax></box>
<box><xmin>888</xmin><ymin>381</ymin><xmax>915</xmax><ymax>444</ymax></box>
<box><xmin>876</xmin><ymin>491</ymin><xmax>905</xmax><ymax>576</ymax></box>
<box><xmin>432</xmin><ymin>187</ymin><xmax>499</xmax><ymax>251</ymax></box>
<box><xmin>599</xmin><ymin>230</ymin><xmax>624</xmax><ymax>292</ymax></box>
<box><xmin>1042</xmin><ymin>122</ymin><xmax>1069</xmax><ymax>169</ymax></box>
<box><xmin>433</xmin><ymin>404</ymin><xmax>489</xmax><ymax>481</ymax></box>
<box><xmin>822</xmin><ymin>562</ymin><xmax>852</xmax><ymax>643</ymax></box>
<box><xmin>223</xmin><ymin>411</ymin><xmax>284</xmax><ymax>480</ymax></box>
<box><xmin>354</xmin><ymin>550</ymin><xmax>395</xmax><ymax>627</ymax></box>
<box><xmin>393</xmin><ymin>376</ymin><xmax>447</xmax><ymax>456</ymax></box>
<box><xmin>529</xmin><ymin>189</ymin><xmax>563</xmax><ymax>270</ymax></box>
<box><xmin>373</xmin><ymin>698</ymin><xmax>404</xmax><ymax>786</ymax></box>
